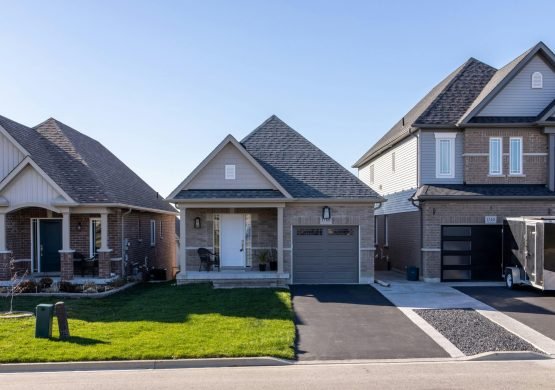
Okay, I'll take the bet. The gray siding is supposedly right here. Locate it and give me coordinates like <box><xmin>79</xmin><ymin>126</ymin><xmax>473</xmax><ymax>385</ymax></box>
<box><xmin>375</xmin><ymin>189</ymin><xmax>418</xmax><ymax>215</ymax></box>
<box><xmin>0</xmin><ymin>131</ymin><xmax>24</xmax><ymax>182</ymax></box>
<box><xmin>478</xmin><ymin>55</ymin><xmax>555</xmax><ymax>117</ymax></box>
<box><xmin>420</xmin><ymin>131</ymin><xmax>464</xmax><ymax>185</ymax></box>
<box><xmin>188</xmin><ymin>143</ymin><xmax>276</xmax><ymax>190</ymax></box>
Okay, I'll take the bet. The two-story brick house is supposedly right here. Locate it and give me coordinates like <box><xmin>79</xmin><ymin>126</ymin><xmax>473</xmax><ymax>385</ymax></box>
<box><xmin>354</xmin><ymin>42</ymin><xmax>555</xmax><ymax>282</ymax></box>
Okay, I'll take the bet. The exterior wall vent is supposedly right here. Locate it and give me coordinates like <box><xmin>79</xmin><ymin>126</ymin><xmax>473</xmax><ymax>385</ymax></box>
<box><xmin>532</xmin><ymin>71</ymin><xmax>543</xmax><ymax>89</ymax></box>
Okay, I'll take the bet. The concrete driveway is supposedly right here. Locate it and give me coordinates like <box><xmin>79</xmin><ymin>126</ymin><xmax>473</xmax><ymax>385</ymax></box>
<box><xmin>456</xmin><ymin>286</ymin><xmax>555</xmax><ymax>341</ymax></box>
<box><xmin>290</xmin><ymin>284</ymin><xmax>448</xmax><ymax>360</ymax></box>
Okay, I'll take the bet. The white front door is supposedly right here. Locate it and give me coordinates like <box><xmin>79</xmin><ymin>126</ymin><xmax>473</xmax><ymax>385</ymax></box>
<box><xmin>220</xmin><ymin>214</ymin><xmax>246</xmax><ymax>267</ymax></box>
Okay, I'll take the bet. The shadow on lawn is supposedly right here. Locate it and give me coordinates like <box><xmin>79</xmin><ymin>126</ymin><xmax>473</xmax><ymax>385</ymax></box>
<box><xmin>8</xmin><ymin>283</ymin><xmax>293</xmax><ymax>324</ymax></box>
<box><xmin>54</xmin><ymin>336</ymin><xmax>108</xmax><ymax>346</ymax></box>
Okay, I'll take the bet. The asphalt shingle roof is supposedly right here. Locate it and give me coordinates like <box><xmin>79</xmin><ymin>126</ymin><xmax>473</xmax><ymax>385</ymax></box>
<box><xmin>414</xmin><ymin>184</ymin><xmax>555</xmax><ymax>199</ymax></box>
<box><xmin>174</xmin><ymin>189</ymin><xmax>285</xmax><ymax>199</ymax></box>
<box><xmin>0</xmin><ymin>115</ymin><xmax>175</xmax><ymax>213</ymax></box>
<box><xmin>241</xmin><ymin>116</ymin><xmax>380</xmax><ymax>200</ymax></box>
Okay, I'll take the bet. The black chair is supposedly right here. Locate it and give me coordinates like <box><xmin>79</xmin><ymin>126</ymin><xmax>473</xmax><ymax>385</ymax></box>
<box><xmin>197</xmin><ymin>248</ymin><xmax>220</xmax><ymax>272</ymax></box>
<box><xmin>73</xmin><ymin>252</ymin><xmax>99</xmax><ymax>277</ymax></box>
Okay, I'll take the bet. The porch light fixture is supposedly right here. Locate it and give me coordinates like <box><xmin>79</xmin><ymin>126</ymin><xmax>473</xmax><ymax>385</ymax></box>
<box><xmin>322</xmin><ymin>206</ymin><xmax>331</xmax><ymax>221</ymax></box>
<box><xmin>194</xmin><ymin>217</ymin><xmax>201</xmax><ymax>229</ymax></box>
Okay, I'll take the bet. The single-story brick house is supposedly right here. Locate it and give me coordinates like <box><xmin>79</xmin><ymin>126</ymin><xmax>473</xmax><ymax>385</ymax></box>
<box><xmin>0</xmin><ymin>115</ymin><xmax>177</xmax><ymax>282</ymax></box>
<box><xmin>167</xmin><ymin>115</ymin><xmax>383</xmax><ymax>286</ymax></box>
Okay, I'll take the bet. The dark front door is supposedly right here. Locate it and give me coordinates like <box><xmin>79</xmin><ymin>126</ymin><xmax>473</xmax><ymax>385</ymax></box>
<box><xmin>40</xmin><ymin>220</ymin><xmax>62</xmax><ymax>273</ymax></box>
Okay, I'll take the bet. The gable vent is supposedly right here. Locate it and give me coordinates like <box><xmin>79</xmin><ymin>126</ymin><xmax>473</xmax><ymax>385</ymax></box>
<box><xmin>532</xmin><ymin>71</ymin><xmax>543</xmax><ymax>89</ymax></box>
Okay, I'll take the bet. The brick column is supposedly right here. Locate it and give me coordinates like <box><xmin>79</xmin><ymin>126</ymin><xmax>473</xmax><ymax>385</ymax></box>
<box><xmin>0</xmin><ymin>251</ymin><xmax>11</xmax><ymax>281</ymax></box>
<box><xmin>98</xmin><ymin>250</ymin><xmax>112</xmax><ymax>278</ymax></box>
<box><xmin>60</xmin><ymin>250</ymin><xmax>75</xmax><ymax>281</ymax></box>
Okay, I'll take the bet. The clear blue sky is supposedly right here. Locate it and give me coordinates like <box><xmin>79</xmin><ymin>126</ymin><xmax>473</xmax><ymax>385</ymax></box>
<box><xmin>1</xmin><ymin>1</ymin><xmax>554</xmax><ymax>196</ymax></box>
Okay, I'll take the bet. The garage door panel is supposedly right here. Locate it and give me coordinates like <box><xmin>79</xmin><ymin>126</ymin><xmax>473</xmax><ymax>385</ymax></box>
<box><xmin>293</xmin><ymin>225</ymin><xmax>359</xmax><ymax>284</ymax></box>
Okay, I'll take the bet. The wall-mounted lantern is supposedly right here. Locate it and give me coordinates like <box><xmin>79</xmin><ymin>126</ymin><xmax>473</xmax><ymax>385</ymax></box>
<box><xmin>194</xmin><ymin>217</ymin><xmax>202</xmax><ymax>229</ymax></box>
<box><xmin>322</xmin><ymin>206</ymin><xmax>331</xmax><ymax>221</ymax></box>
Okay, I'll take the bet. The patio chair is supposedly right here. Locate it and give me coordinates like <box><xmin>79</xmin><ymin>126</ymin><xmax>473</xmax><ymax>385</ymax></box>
<box><xmin>197</xmin><ymin>248</ymin><xmax>220</xmax><ymax>272</ymax></box>
<box><xmin>73</xmin><ymin>252</ymin><xmax>99</xmax><ymax>277</ymax></box>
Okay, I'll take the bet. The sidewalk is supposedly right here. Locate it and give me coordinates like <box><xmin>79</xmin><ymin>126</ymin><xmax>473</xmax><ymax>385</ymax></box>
<box><xmin>373</xmin><ymin>271</ymin><xmax>555</xmax><ymax>357</ymax></box>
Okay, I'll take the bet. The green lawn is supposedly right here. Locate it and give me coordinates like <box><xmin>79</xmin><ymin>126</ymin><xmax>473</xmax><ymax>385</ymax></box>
<box><xmin>0</xmin><ymin>283</ymin><xmax>295</xmax><ymax>362</ymax></box>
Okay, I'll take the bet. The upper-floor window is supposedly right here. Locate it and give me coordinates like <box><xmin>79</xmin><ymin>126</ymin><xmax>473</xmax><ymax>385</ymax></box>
<box><xmin>369</xmin><ymin>164</ymin><xmax>375</xmax><ymax>184</ymax></box>
<box><xmin>532</xmin><ymin>72</ymin><xmax>543</xmax><ymax>89</ymax></box>
<box><xmin>225</xmin><ymin>164</ymin><xmax>236</xmax><ymax>180</ymax></box>
<box><xmin>435</xmin><ymin>133</ymin><xmax>456</xmax><ymax>178</ymax></box>
<box><xmin>391</xmin><ymin>152</ymin><xmax>396</xmax><ymax>173</ymax></box>
<box><xmin>509</xmin><ymin>137</ymin><xmax>523</xmax><ymax>175</ymax></box>
<box><xmin>489</xmin><ymin>137</ymin><xmax>503</xmax><ymax>175</ymax></box>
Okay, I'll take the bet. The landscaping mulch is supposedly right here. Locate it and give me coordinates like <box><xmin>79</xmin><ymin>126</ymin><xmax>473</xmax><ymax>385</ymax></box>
<box><xmin>414</xmin><ymin>308</ymin><xmax>541</xmax><ymax>356</ymax></box>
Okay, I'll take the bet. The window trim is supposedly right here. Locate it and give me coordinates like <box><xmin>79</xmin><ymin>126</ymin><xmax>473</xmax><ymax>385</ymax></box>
<box><xmin>435</xmin><ymin>133</ymin><xmax>457</xmax><ymax>179</ymax></box>
<box><xmin>532</xmin><ymin>71</ymin><xmax>543</xmax><ymax>89</ymax></box>
<box><xmin>488</xmin><ymin>137</ymin><xmax>503</xmax><ymax>175</ymax></box>
<box><xmin>150</xmin><ymin>219</ymin><xmax>156</xmax><ymax>247</ymax></box>
<box><xmin>509</xmin><ymin>137</ymin><xmax>523</xmax><ymax>175</ymax></box>
<box><xmin>225</xmin><ymin>164</ymin><xmax>236</xmax><ymax>180</ymax></box>
<box><xmin>89</xmin><ymin>218</ymin><xmax>101</xmax><ymax>258</ymax></box>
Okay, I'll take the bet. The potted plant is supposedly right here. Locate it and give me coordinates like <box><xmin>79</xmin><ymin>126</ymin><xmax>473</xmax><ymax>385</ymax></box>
<box><xmin>269</xmin><ymin>248</ymin><xmax>278</xmax><ymax>271</ymax></box>
<box><xmin>257</xmin><ymin>250</ymin><xmax>269</xmax><ymax>271</ymax></box>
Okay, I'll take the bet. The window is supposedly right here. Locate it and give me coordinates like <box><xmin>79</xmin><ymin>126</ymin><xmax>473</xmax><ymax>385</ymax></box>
<box><xmin>150</xmin><ymin>220</ymin><xmax>156</xmax><ymax>246</ymax></box>
<box><xmin>489</xmin><ymin>137</ymin><xmax>503</xmax><ymax>175</ymax></box>
<box><xmin>90</xmin><ymin>218</ymin><xmax>102</xmax><ymax>257</ymax></box>
<box><xmin>369</xmin><ymin>164</ymin><xmax>375</xmax><ymax>184</ymax></box>
<box><xmin>225</xmin><ymin>164</ymin><xmax>236</xmax><ymax>180</ymax></box>
<box><xmin>374</xmin><ymin>216</ymin><xmax>378</xmax><ymax>245</ymax></box>
<box><xmin>509</xmin><ymin>137</ymin><xmax>523</xmax><ymax>175</ymax></box>
<box><xmin>159</xmin><ymin>220</ymin><xmax>163</xmax><ymax>238</ymax></box>
<box><xmin>384</xmin><ymin>215</ymin><xmax>389</xmax><ymax>246</ymax></box>
<box><xmin>435</xmin><ymin>133</ymin><xmax>456</xmax><ymax>178</ymax></box>
<box><xmin>391</xmin><ymin>152</ymin><xmax>396</xmax><ymax>173</ymax></box>
<box><xmin>532</xmin><ymin>71</ymin><xmax>543</xmax><ymax>89</ymax></box>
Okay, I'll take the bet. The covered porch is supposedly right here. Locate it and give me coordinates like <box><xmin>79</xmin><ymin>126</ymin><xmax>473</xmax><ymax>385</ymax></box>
<box><xmin>176</xmin><ymin>203</ymin><xmax>289</xmax><ymax>286</ymax></box>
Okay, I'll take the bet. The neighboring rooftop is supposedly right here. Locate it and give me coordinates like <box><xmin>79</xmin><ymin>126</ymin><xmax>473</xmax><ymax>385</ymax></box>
<box><xmin>0</xmin><ymin>114</ymin><xmax>175</xmax><ymax>213</ymax></box>
<box><xmin>414</xmin><ymin>184</ymin><xmax>555</xmax><ymax>200</ymax></box>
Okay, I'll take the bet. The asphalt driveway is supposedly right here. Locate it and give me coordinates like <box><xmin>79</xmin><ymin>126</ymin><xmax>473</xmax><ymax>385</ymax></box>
<box><xmin>291</xmin><ymin>285</ymin><xmax>449</xmax><ymax>360</ymax></box>
<box><xmin>456</xmin><ymin>286</ymin><xmax>555</xmax><ymax>341</ymax></box>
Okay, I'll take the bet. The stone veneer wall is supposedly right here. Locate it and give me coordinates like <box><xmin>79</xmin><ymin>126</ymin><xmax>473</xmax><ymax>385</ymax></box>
<box><xmin>421</xmin><ymin>200</ymin><xmax>555</xmax><ymax>281</ymax></box>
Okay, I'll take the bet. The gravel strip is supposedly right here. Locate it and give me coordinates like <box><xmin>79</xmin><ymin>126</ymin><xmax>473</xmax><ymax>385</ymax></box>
<box><xmin>414</xmin><ymin>308</ymin><xmax>541</xmax><ymax>356</ymax></box>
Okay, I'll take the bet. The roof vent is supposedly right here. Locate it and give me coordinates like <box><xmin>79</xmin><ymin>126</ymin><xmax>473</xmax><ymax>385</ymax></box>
<box><xmin>532</xmin><ymin>71</ymin><xmax>543</xmax><ymax>89</ymax></box>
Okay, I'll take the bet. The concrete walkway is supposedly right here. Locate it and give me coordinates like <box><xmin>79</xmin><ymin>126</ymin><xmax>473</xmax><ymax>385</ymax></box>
<box><xmin>373</xmin><ymin>272</ymin><xmax>555</xmax><ymax>357</ymax></box>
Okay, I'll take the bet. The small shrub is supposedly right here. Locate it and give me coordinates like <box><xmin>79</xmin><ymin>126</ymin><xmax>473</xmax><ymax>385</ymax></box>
<box><xmin>59</xmin><ymin>281</ymin><xmax>77</xmax><ymax>293</ymax></box>
<box><xmin>38</xmin><ymin>277</ymin><xmax>53</xmax><ymax>290</ymax></box>
<box><xmin>108</xmin><ymin>278</ymin><xmax>126</xmax><ymax>288</ymax></box>
<box><xmin>18</xmin><ymin>279</ymin><xmax>38</xmax><ymax>293</ymax></box>
<box><xmin>83</xmin><ymin>281</ymin><xmax>97</xmax><ymax>293</ymax></box>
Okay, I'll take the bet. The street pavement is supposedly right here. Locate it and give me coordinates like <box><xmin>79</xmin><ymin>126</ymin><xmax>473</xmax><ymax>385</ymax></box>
<box><xmin>1</xmin><ymin>359</ymin><xmax>554</xmax><ymax>390</ymax></box>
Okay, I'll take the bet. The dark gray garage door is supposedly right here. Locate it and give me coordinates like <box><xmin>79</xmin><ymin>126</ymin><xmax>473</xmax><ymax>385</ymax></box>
<box><xmin>293</xmin><ymin>226</ymin><xmax>359</xmax><ymax>284</ymax></box>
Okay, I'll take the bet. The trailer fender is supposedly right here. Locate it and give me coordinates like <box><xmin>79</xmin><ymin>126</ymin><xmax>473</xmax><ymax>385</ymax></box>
<box><xmin>505</xmin><ymin>267</ymin><xmax>521</xmax><ymax>288</ymax></box>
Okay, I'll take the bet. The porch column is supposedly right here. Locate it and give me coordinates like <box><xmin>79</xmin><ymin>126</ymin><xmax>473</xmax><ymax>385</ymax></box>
<box><xmin>0</xmin><ymin>211</ymin><xmax>11</xmax><ymax>281</ymax></box>
<box><xmin>97</xmin><ymin>212</ymin><xmax>112</xmax><ymax>278</ymax></box>
<box><xmin>59</xmin><ymin>210</ymin><xmax>75</xmax><ymax>281</ymax></box>
<box><xmin>277</xmin><ymin>206</ymin><xmax>284</xmax><ymax>274</ymax></box>
<box><xmin>179</xmin><ymin>206</ymin><xmax>187</xmax><ymax>276</ymax></box>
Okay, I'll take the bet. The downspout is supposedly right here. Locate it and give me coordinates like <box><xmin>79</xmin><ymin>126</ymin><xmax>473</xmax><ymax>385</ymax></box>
<box><xmin>121</xmin><ymin>208</ymin><xmax>132</xmax><ymax>277</ymax></box>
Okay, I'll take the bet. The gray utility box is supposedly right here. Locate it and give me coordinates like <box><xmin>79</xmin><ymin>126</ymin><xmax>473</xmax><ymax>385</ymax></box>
<box><xmin>504</xmin><ymin>217</ymin><xmax>555</xmax><ymax>291</ymax></box>
<box><xmin>35</xmin><ymin>304</ymin><xmax>54</xmax><ymax>338</ymax></box>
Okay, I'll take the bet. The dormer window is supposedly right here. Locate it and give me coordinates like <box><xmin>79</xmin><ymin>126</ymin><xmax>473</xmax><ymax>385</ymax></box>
<box><xmin>225</xmin><ymin>164</ymin><xmax>236</xmax><ymax>180</ymax></box>
<box><xmin>532</xmin><ymin>71</ymin><xmax>543</xmax><ymax>89</ymax></box>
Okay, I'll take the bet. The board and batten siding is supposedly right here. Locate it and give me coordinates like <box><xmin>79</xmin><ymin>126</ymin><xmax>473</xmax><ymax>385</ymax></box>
<box><xmin>0</xmin><ymin>131</ymin><xmax>25</xmax><ymax>182</ymax></box>
<box><xmin>419</xmin><ymin>131</ymin><xmax>464</xmax><ymax>185</ymax></box>
<box><xmin>478</xmin><ymin>55</ymin><xmax>555</xmax><ymax>117</ymax></box>
<box><xmin>2</xmin><ymin>165</ymin><xmax>63</xmax><ymax>209</ymax></box>
<box><xmin>187</xmin><ymin>143</ymin><xmax>276</xmax><ymax>190</ymax></box>
<box><xmin>359</xmin><ymin>135</ymin><xmax>418</xmax><ymax>196</ymax></box>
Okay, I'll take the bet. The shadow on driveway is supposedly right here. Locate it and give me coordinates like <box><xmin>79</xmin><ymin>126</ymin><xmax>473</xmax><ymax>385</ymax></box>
<box><xmin>291</xmin><ymin>284</ymin><xmax>448</xmax><ymax>360</ymax></box>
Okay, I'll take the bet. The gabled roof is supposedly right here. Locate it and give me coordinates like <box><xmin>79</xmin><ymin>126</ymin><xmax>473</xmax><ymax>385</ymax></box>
<box><xmin>242</xmin><ymin>116</ymin><xmax>380</xmax><ymax>200</ymax></box>
<box><xmin>353</xmin><ymin>58</ymin><xmax>496</xmax><ymax>167</ymax></box>
<box><xmin>414</xmin><ymin>184</ymin><xmax>555</xmax><ymax>200</ymax></box>
<box><xmin>460</xmin><ymin>41</ymin><xmax>555</xmax><ymax>124</ymax></box>
<box><xmin>0</xmin><ymin>114</ymin><xmax>175</xmax><ymax>213</ymax></box>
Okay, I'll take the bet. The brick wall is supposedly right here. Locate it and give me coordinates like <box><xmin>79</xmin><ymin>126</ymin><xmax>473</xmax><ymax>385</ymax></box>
<box><xmin>421</xmin><ymin>200</ymin><xmax>555</xmax><ymax>280</ymax></box>
<box><xmin>6</xmin><ymin>208</ymin><xmax>49</xmax><ymax>260</ymax></box>
<box><xmin>464</xmin><ymin>128</ymin><xmax>547</xmax><ymax>184</ymax></box>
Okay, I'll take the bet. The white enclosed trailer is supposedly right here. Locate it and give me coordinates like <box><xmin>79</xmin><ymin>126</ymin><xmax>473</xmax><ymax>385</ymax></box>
<box><xmin>504</xmin><ymin>217</ymin><xmax>555</xmax><ymax>291</ymax></box>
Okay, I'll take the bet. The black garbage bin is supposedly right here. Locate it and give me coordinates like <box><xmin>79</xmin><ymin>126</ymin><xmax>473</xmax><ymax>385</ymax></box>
<box><xmin>406</xmin><ymin>266</ymin><xmax>419</xmax><ymax>281</ymax></box>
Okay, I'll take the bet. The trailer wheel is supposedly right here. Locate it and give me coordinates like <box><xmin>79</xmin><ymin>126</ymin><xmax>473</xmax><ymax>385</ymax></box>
<box><xmin>505</xmin><ymin>271</ymin><xmax>515</xmax><ymax>290</ymax></box>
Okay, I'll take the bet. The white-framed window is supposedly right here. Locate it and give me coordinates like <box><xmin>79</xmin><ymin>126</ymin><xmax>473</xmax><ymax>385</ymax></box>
<box><xmin>90</xmin><ymin>218</ymin><xmax>101</xmax><ymax>257</ymax></box>
<box><xmin>489</xmin><ymin>137</ymin><xmax>503</xmax><ymax>175</ymax></box>
<box><xmin>369</xmin><ymin>164</ymin><xmax>375</xmax><ymax>185</ymax></box>
<box><xmin>391</xmin><ymin>152</ymin><xmax>396</xmax><ymax>173</ymax></box>
<box><xmin>435</xmin><ymin>133</ymin><xmax>456</xmax><ymax>178</ymax></box>
<box><xmin>532</xmin><ymin>72</ymin><xmax>543</xmax><ymax>89</ymax></box>
<box><xmin>509</xmin><ymin>137</ymin><xmax>523</xmax><ymax>175</ymax></box>
<box><xmin>225</xmin><ymin>164</ymin><xmax>236</xmax><ymax>180</ymax></box>
<box><xmin>150</xmin><ymin>220</ymin><xmax>156</xmax><ymax>246</ymax></box>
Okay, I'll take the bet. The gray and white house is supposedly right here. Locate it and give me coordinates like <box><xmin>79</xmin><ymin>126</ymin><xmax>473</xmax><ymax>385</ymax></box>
<box><xmin>355</xmin><ymin>41</ymin><xmax>555</xmax><ymax>282</ymax></box>
<box><xmin>168</xmin><ymin>115</ymin><xmax>382</xmax><ymax>286</ymax></box>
